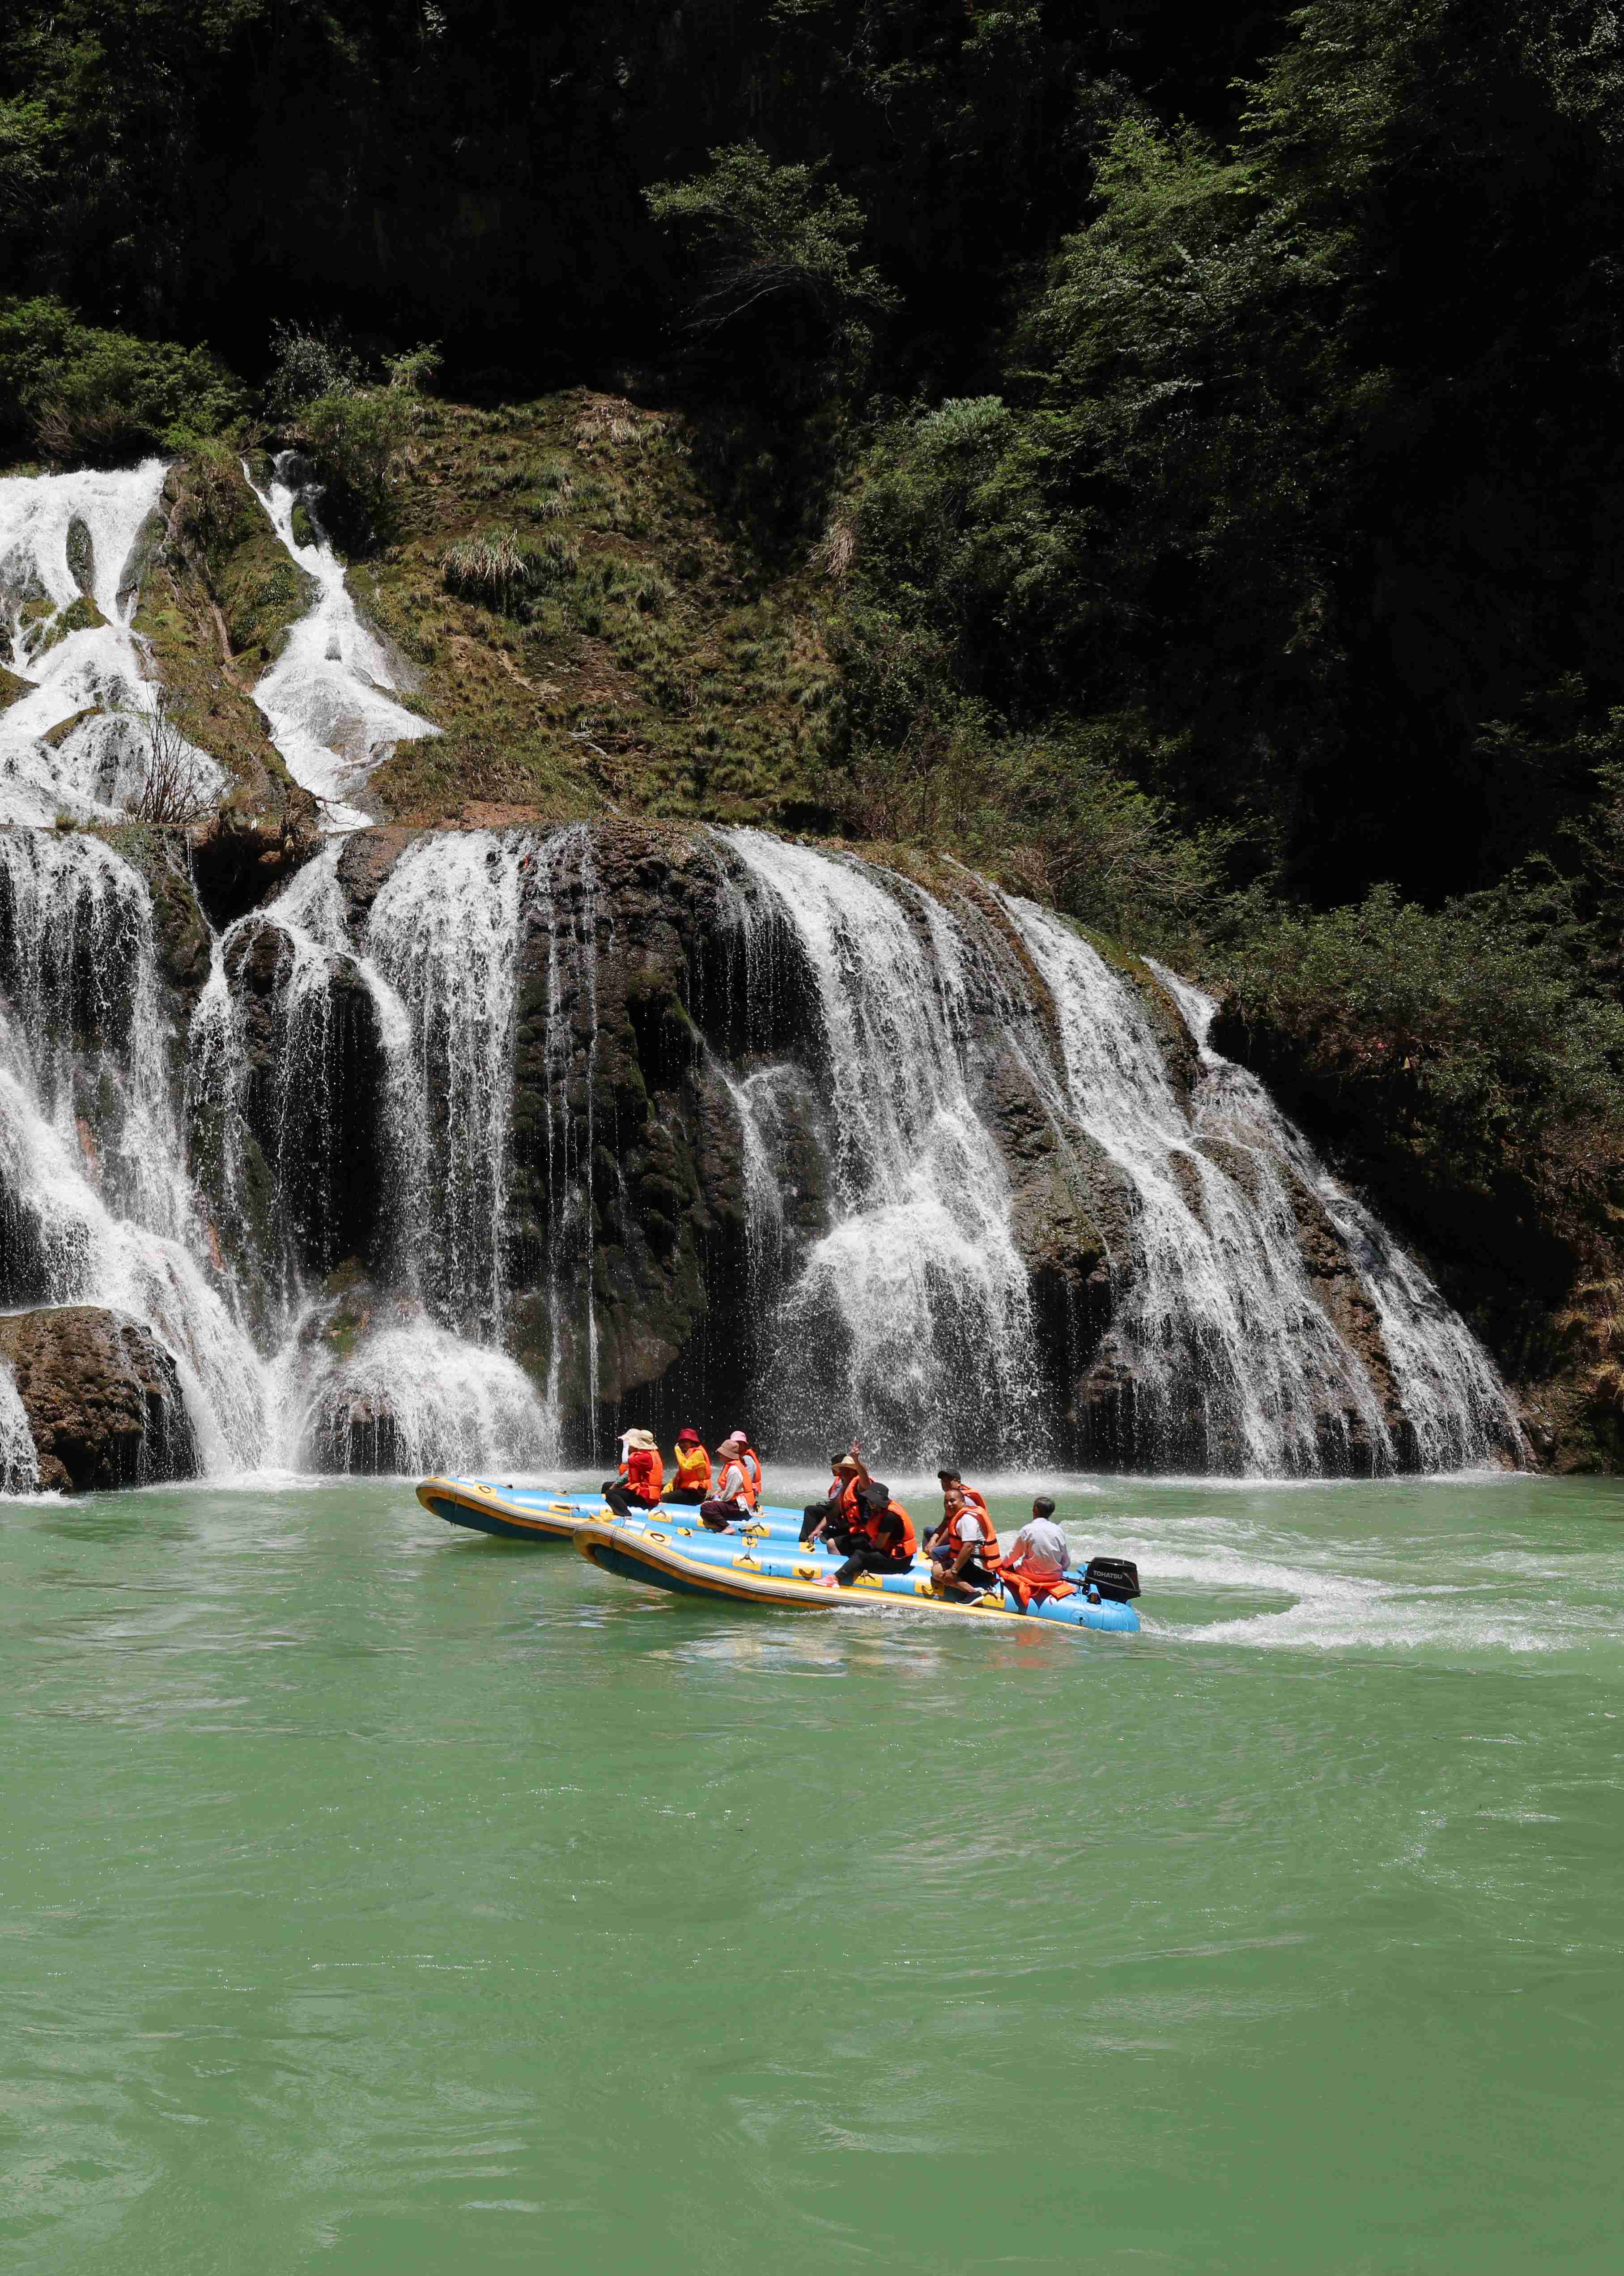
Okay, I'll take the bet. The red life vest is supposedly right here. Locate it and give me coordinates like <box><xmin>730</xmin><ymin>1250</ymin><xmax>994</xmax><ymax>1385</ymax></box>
<box><xmin>622</xmin><ymin>1446</ymin><xmax>661</xmax><ymax>1503</ymax></box>
<box><xmin>740</xmin><ymin>1448</ymin><xmax>762</xmax><ymax>1508</ymax></box>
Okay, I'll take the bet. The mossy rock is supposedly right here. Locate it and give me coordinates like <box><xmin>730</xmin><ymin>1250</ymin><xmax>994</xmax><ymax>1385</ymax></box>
<box><xmin>33</xmin><ymin>594</ymin><xmax>107</xmax><ymax>655</ymax></box>
<box><xmin>0</xmin><ymin>663</ymin><xmax>30</xmax><ymax>711</ymax></box>
<box><xmin>39</xmin><ymin>706</ymin><xmax>99</xmax><ymax>749</ymax></box>
<box><xmin>65</xmin><ymin>515</ymin><xmax>95</xmax><ymax>598</ymax></box>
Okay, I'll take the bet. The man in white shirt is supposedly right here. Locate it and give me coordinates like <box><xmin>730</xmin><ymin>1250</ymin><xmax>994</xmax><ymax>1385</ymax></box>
<box><xmin>930</xmin><ymin>1489</ymin><xmax>1002</xmax><ymax>1599</ymax></box>
<box><xmin>999</xmin><ymin>1496</ymin><xmax>1076</xmax><ymax>1610</ymax></box>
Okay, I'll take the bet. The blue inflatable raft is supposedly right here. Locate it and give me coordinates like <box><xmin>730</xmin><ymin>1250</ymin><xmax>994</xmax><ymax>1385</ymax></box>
<box><xmin>416</xmin><ymin>1477</ymin><xmax>1141</xmax><ymax>1634</ymax></box>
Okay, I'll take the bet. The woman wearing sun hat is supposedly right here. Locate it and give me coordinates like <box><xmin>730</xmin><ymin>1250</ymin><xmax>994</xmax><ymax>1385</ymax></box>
<box><xmin>602</xmin><ymin>1428</ymin><xmax>663</xmax><ymax>1516</ymax></box>
<box><xmin>699</xmin><ymin>1432</ymin><xmax>755</xmax><ymax>1531</ymax></box>
<box><xmin>667</xmin><ymin>1426</ymin><xmax>711</xmax><ymax>1505</ymax></box>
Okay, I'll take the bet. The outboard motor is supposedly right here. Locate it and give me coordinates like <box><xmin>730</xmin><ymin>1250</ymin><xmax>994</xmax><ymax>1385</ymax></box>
<box><xmin>1081</xmin><ymin>1556</ymin><xmax>1140</xmax><ymax>1604</ymax></box>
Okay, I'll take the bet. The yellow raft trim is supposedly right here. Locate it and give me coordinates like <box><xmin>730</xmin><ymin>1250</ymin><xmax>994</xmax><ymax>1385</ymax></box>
<box><xmin>570</xmin><ymin>1521</ymin><xmax>1080</xmax><ymax>1630</ymax></box>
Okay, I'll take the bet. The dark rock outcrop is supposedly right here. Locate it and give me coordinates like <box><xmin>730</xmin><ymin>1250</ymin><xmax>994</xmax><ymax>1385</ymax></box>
<box><xmin>0</xmin><ymin>1307</ymin><xmax>198</xmax><ymax>1490</ymax></box>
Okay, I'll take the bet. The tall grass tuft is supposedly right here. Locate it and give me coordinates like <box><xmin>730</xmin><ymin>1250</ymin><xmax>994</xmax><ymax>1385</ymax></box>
<box><xmin>441</xmin><ymin>526</ymin><xmax>576</xmax><ymax>614</ymax></box>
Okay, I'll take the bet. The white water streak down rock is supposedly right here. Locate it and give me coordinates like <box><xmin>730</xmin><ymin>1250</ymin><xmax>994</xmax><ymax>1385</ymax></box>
<box><xmin>724</xmin><ymin>827</ymin><xmax>1043</xmax><ymax>1457</ymax></box>
<box><xmin>1007</xmin><ymin>897</ymin><xmax>1408</xmax><ymax>1474</ymax></box>
<box><xmin>1152</xmin><ymin>962</ymin><xmax>1526</xmax><ymax>1471</ymax></box>
<box><xmin>243</xmin><ymin>453</ymin><xmax>439</xmax><ymax>830</ymax></box>
<box><xmin>0</xmin><ymin>831</ymin><xmax>265</xmax><ymax>1466</ymax></box>
<box><xmin>0</xmin><ymin>460</ymin><xmax>221</xmax><ymax>823</ymax></box>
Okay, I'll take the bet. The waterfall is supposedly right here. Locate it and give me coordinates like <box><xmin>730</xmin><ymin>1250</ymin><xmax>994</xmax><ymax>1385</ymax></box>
<box><xmin>366</xmin><ymin>830</ymin><xmax>529</xmax><ymax>1340</ymax></box>
<box><xmin>1007</xmin><ymin>898</ymin><xmax>1423</xmax><ymax>1472</ymax></box>
<box><xmin>1151</xmin><ymin>965</ymin><xmax>1526</xmax><ymax>1471</ymax></box>
<box><xmin>0</xmin><ymin>830</ymin><xmax>266</xmax><ymax>1466</ymax></box>
<box><xmin>526</xmin><ymin>824</ymin><xmax>604</xmax><ymax>1427</ymax></box>
<box><xmin>184</xmin><ymin>831</ymin><xmax>554</xmax><ymax>1473</ymax></box>
<box><xmin>722</xmin><ymin>829</ymin><xmax>1043</xmax><ymax>1459</ymax></box>
<box><xmin>0</xmin><ymin>1360</ymin><xmax>38</xmax><ymax>1492</ymax></box>
<box><xmin>243</xmin><ymin>453</ymin><xmax>440</xmax><ymax>830</ymax></box>
<box><xmin>0</xmin><ymin>460</ymin><xmax>221</xmax><ymax>824</ymax></box>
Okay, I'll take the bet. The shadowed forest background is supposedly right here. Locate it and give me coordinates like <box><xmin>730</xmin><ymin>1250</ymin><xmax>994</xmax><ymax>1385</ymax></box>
<box><xmin>5</xmin><ymin>0</ymin><xmax>1624</xmax><ymax>1456</ymax></box>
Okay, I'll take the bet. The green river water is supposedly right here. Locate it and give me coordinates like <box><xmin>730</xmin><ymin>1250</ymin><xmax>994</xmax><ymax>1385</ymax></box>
<box><xmin>3</xmin><ymin>1468</ymin><xmax>1621</xmax><ymax>2273</ymax></box>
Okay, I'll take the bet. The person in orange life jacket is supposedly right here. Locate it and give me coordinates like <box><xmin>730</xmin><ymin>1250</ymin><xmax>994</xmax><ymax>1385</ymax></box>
<box><xmin>822</xmin><ymin>1480</ymin><xmax>917</xmax><ymax>1588</ymax></box>
<box><xmin>800</xmin><ymin>1445</ymin><xmax>869</xmax><ymax>1545</ymax></box>
<box><xmin>999</xmin><ymin>1495</ymin><xmax>1077</xmax><ymax>1610</ymax></box>
<box><xmin>666</xmin><ymin>1427</ymin><xmax>711</xmax><ymax>1505</ymax></box>
<box><xmin>923</xmin><ymin>1464</ymin><xmax>999</xmax><ymax>1560</ymax></box>
<box><xmin>927</xmin><ymin>1468</ymin><xmax>1002</xmax><ymax>1599</ymax></box>
<box><xmin>739</xmin><ymin>1434</ymin><xmax>763</xmax><ymax>1507</ymax></box>
<box><xmin>602</xmin><ymin>1428</ymin><xmax>663</xmax><ymax>1516</ymax></box>
<box><xmin>699</xmin><ymin>1433</ymin><xmax>755</xmax><ymax>1531</ymax></box>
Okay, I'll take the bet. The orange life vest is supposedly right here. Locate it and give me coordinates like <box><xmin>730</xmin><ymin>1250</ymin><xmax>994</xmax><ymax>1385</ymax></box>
<box><xmin>945</xmin><ymin>1486</ymin><xmax>999</xmax><ymax>1563</ymax></box>
<box><xmin>740</xmin><ymin>1448</ymin><xmax>762</xmax><ymax>1507</ymax></box>
<box><xmin>863</xmin><ymin>1499</ymin><xmax>916</xmax><ymax>1558</ymax></box>
<box><xmin>674</xmin><ymin>1442</ymin><xmax>711</xmax><ymax>1492</ymax></box>
<box><xmin>716</xmin><ymin>1456</ymin><xmax>752</xmax><ymax>1506</ymax></box>
<box><xmin>622</xmin><ymin>1446</ymin><xmax>661</xmax><ymax>1503</ymax></box>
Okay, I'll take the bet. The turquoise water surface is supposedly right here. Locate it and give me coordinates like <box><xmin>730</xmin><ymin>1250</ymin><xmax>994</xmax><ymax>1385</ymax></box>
<box><xmin>3</xmin><ymin>1470</ymin><xmax>1621</xmax><ymax>2272</ymax></box>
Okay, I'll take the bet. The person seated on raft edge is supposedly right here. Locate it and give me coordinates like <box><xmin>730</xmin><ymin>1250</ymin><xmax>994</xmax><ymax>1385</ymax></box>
<box><xmin>998</xmin><ymin>1496</ymin><xmax>1078</xmax><ymax>1611</ymax></box>
<box><xmin>924</xmin><ymin>1464</ymin><xmax>998</xmax><ymax>1563</ymax></box>
<box><xmin>699</xmin><ymin>1432</ymin><xmax>758</xmax><ymax>1531</ymax></box>
<box><xmin>819</xmin><ymin>1480</ymin><xmax>917</xmax><ymax>1588</ymax></box>
<box><xmin>927</xmin><ymin>1470</ymin><xmax>1003</xmax><ymax>1600</ymax></box>
<box><xmin>800</xmin><ymin>1443</ymin><xmax>869</xmax><ymax>1546</ymax></box>
<box><xmin>740</xmin><ymin>1433</ymin><xmax>763</xmax><ymax>1509</ymax></box>
<box><xmin>602</xmin><ymin>1428</ymin><xmax>663</xmax><ymax>1516</ymax></box>
<box><xmin>666</xmin><ymin>1426</ymin><xmax>711</xmax><ymax>1506</ymax></box>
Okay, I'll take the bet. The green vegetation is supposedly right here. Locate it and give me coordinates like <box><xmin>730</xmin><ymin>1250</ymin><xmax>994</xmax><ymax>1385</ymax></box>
<box><xmin>358</xmin><ymin>392</ymin><xmax>834</xmax><ymax>825</ymax></box>
<box><xmin>0</xmin><ymin>297</ymin><xmax>242</xmax><ymax>462</ymax></box>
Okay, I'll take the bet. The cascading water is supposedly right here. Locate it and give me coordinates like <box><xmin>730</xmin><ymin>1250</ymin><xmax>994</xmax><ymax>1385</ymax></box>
<box><xmin>242</xmin><ymin>453</ymin><xmax>440</xmax><ymax>830</ymax></box>
<box><xmin>1006</xmin><ymin>896</ymin><xmax>1421</xmax><ymax>1472</ymax></box>
<box><xmin>366</xmin><ymin>830</ymin><xmax>530</xmax><ymax>1339</ymax></box>
<box><xmin>722</xmin><ymin>829</ymin><xmax>1043</xmax><ymax>1458</ymax></box>
<box><xmin>0</xmin><ymin>1360</ymin><xmax>38</xmax><ymax>1491</ymax></box>
<box><xmin>1151</xmin><ymin>965</ymin><xmax>1526</xmax><ymax>1471</ymax></box>
<box><xmin>526</xmin><ymin>824</ymin><xmax>605</xmax><ymax>1428</ymax></box>
<box><xmin>184</xmin><ymin>834</ymin><xmax>554</xmax><ymax>1473</ymax></box>
<box><xmin>0</xmin><ymin>461</ymin><xmax>221</xmax><ymax>823</ymax></box>
<box><xmin>0</xmin><ymin>830</ymin><xmax>265</xmax><ymax>1466</ymax></box>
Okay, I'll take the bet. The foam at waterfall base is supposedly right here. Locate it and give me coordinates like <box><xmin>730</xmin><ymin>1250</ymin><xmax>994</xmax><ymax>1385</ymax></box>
<box><xmin>280</xmin><ymin>1315</ymin><xmax>557</xmax><ymax>1477</ymax></box>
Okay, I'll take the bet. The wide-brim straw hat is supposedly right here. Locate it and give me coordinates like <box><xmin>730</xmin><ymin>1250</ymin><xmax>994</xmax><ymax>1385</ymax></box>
<box><xmin>625</xmin><ymin>1429</ymin><xmax>660</xmax><ymax>1452</ymax></box>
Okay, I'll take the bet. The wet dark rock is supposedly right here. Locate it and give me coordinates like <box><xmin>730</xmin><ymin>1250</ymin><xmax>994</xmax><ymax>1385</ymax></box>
<box><xmin>222</xmin><ymin>916</ymin><xmax>391</xmax><ymax>1285</ymax></box>
<box><xmin>0</xmin><ymin>1306</ymin><xmax>197</xmax><ymax>1490</ymax></box>
<box><xmin>187</xmin><ymin>805</ymin><xmax>320</xmax><ymax>931</ymax></box>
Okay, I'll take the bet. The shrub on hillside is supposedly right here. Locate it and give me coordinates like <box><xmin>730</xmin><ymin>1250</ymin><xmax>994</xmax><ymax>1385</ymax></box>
<box><xmin>0</xmin><ymin>297</ymin><xmax>244</xmax><ymax>462</ymax></box>
<box><xmin>1216</xmin><ymin>887</ymin><xmax>1624</xmax><ymax>1324</ymax></box>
